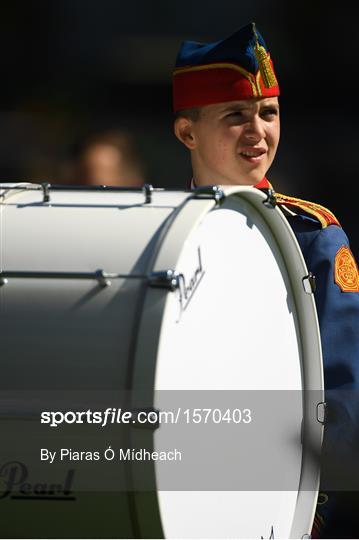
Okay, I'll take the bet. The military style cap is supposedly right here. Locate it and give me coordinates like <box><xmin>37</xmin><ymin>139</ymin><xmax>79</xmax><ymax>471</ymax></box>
<box><xmin>173</xmin><ymin>22</ymin><xmax>280</xmax><ymax>112</ymax></box>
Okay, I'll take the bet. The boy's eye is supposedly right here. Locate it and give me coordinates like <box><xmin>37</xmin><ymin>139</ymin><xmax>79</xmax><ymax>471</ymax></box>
<box><xmin>262</xmin><ymin>108</ymin><xmax>279</xmax><ymax>117</ymax></box>
<box><xmin>226</xmin><ymin>111</ymin><xmax>243</xmax><ymax>118</ymax></box>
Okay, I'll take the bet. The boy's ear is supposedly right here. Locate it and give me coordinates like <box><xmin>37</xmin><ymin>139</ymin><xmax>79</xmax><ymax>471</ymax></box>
<box><xmin>174</xmin><ymin>117</ymin><xmax>197</xmax><ymax>150</ymax></box>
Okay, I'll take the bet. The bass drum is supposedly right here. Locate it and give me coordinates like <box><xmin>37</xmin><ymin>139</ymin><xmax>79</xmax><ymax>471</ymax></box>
<box><xmin>0</xmin><ymin>184</ymin><xmax>324</xmax><ymax>539</ymax></box>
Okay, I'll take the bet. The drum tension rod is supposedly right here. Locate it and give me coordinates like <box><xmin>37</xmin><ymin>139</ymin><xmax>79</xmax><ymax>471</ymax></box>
<box><xmin>262</xmin><ymin>188</ymin><xmax>277</xmax><ymax>208</ymax></box>
<box><xmin>0</xmin><ymin>269</ymin><xmax>147</xmax><ymax>286</ymax></box>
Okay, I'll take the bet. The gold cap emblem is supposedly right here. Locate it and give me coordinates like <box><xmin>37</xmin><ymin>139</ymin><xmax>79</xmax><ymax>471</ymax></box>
<box><xmin>252</xmin><ymin>22</ymin><xmax>278</xmax><ymax>89</ymax></box>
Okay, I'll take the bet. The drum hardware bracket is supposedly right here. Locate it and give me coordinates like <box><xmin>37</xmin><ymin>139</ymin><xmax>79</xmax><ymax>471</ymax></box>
<box><xmin>41</xmin><ymin>182</ymin><xmax>51</xmax><ymax>204</ymax></box>
<box><xmin>0</xmin><ymin>276</ymin><xmax>8</xmax><ymax>287</ymax></box>
<box><xmin>95</xmin><ymin>269</ymin><xmax>112</xmax><ymax>287</ymax></box>
<box><xmin>316</xmin><ymin>401</ymin><xmax>326</xmax><ymax>424</ymax></box>
<box><xmin>192</xmin><ymin>185</ymin><xmax>225</xmax><ymax>206</ymax></box>
<box><xmin>302</xmin><ymin>272</ymin><xmax>316</xmax><ymax>294</ymax></box>
<box><xmin>148</xmin><ymin>270</ymin><xmax>179</xmax><ymax>291</ymax></box>
<box><xmin>262</xmin><ymin>188</ymin><xmax>277</xmax><ymax>208</ymax></box>
<box><xmin>143</xmin><ymin>183</ymin><xmax>154</xmax><ymax>204</ymax></box>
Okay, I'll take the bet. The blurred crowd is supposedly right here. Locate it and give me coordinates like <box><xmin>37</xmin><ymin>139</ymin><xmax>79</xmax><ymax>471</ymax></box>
<box><xmin>63</xmin><ymin>129</ymin><xmax>145</xmax><ymax>187</ymax></box>
<box><xmin>0</xmin><ymin>1</ymin><xmax>357</xmax><ymax>254</ymax></box>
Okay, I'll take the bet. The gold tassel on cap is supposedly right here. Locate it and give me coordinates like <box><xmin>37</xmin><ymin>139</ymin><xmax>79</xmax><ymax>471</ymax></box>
<box><xmin>252</xmin><ymin>22</ymin><xmax>278</xmax><ymax>88</ymax></box>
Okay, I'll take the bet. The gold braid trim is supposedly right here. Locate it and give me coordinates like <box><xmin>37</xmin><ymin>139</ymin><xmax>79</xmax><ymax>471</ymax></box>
<box><xmin>255</xmin><ymin>70</ymin><xmax>263</xmax><ymax>97</ymax></box>
<box><xmin>275</xmin><ymin>193</ymin><xmax>341</xmax><ymax>229</ymax></box>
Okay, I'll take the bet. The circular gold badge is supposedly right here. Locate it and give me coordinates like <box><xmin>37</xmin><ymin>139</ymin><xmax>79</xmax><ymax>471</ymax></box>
<box><xmin>334</xmin><ymin>246</ymin><xmax>359</xmax><ymax>292</ymax></box>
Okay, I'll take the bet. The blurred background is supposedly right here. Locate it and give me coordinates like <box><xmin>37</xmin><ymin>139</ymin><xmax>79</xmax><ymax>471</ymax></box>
<box><xmin>0</xmin><ymin>0</ymin><xmax>357</xmax><ymax>254</ymax></box>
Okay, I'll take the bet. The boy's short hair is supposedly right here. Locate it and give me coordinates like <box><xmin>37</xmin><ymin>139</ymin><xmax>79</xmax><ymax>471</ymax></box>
<box><xmin>174</xmin><ymin>108</ymin><xmax>202</xmax><ymax>122</ymax></box>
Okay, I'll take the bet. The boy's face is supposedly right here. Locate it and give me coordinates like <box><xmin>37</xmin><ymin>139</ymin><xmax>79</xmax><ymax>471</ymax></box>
<box><xmin>176</xmin><ymin>97</ymin><xmax>280</xmax><ymax>186</ymax></box>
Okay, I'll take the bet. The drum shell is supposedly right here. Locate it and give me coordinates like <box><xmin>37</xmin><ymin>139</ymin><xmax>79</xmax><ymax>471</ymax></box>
<box><xmin>0</xmin><ymin>185</ymin><xmax>324</xmax><ymax>539</ymax></box>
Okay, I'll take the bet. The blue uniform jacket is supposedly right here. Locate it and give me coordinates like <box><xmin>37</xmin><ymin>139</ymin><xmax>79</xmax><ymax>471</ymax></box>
<box><xmin>191</xmin><ymin>180</ymin><xmax>358</xmax><ymax>536</ymax></box>
<box><xmin>284</xmin><ymin>211</ymin><xmax>359</xmax><ymax>538</ymax></box>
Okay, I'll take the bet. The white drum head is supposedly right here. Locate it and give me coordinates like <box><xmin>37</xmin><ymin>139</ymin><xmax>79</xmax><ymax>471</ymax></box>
<box><xmin>139</xmin><ymin>188</ymin><xmax>323</xmax><ymax>539</ymax></box>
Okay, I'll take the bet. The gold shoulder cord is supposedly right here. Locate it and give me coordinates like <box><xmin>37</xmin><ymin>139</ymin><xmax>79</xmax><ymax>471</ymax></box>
<box><xmin>275</xmin><ymin>193</ymin><xmax>341</xmax><ymax>228</ymax></box>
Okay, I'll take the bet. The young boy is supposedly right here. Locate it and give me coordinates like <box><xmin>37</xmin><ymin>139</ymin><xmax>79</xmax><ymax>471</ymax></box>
<box><xmin>173</xmin><ymin>22</ymin><xmax>359</xmax><ymax>539</ymax></box>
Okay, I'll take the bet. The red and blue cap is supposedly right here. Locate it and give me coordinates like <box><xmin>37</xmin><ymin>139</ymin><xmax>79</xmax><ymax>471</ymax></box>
<box><xmin>173</xmin><ymin>22</ymin><xmax>280</xmax><ymax>112</ymax></box>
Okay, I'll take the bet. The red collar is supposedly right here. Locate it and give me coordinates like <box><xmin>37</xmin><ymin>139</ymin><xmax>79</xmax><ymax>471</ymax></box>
<box><xmin>254</xmin><ymin>177</ymin><xmax>270</xmax><ymax>189</ymax></box>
